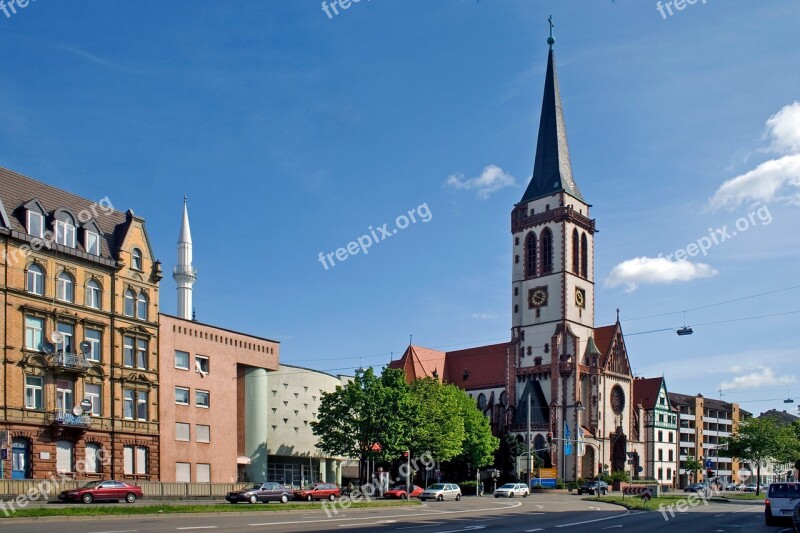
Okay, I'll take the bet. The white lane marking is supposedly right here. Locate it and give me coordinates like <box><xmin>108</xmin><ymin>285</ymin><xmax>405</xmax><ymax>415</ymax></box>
<box><xmin>715</xmin><ymin>513</ymin><xmax>725</xmax><ymax>517</ymax></box>
<box><xmin>248</xmin><ymin>501</ymin><xmax>522</xmax><ymax>527</ymax></box>
<box><xmin>88</xmin><ymin>531</ymin><xmax>138</xmax><ymax>533</ymax></box>
<box><xmin>555</xmin><ymin>510</ymin><xmax>632</xmax><ymax>528</ymax></box>
<box><xmin>395</xmin><ymin>522</ymin><xmax>445</xmax><ymax>530</ymax></box>
<box><xmin>434</xmin><ymin>527</ymin><xmax>486</xmax><ymax>533</ymax></box>
<box><xmin>176</xmin><ymin>528</ymin><xmax>218</xmax><ymax>531</ymax></box>
<box><xmin>602</xmin><ymin>526</ymin><xmax>623</xmax><ymax>530</ymax></box>
<box><xmin>525</xmin><ymin>529</ymin><xmax>544</xmax><ymax>532</ymax></box>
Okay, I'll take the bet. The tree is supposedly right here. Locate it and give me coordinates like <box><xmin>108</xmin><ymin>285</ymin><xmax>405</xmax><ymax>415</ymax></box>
<box><xmin>452</xmin><ymin>386</ymin><xmax>499</xmax><ymax>468</ymax></box>
<box><xmin>683</xmin><ymin>456</ymin><xmax>703</xmax><ymax>483</ymax></box>
<box><xmin>408</xmin><ymin>378</ymin><xmax>465</xmax><ymax>462</ymax></box>
<box><xmin>311</xmin><ymin>367</ymin><xmax>414</xmax><ymax>484</ymax></box>
<box><xmin>723</xmin><ymin>417</ymin><xmax>785</xmax><ymax>495</ymax></box>
<box><xmin>496</xmin><ymin>433</ymin><xmax>525</xmax><ymax>481</ymax></box>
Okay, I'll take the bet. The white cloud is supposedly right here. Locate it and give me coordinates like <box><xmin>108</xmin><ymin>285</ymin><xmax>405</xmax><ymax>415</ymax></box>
<box><xmin>709</xmin><ymin>101</ymin><xmax>800</xmax><ymax>210</ymax></box>
<box><xmin>445</xmin><ymin>165</ymin><xmax>515</xmax><ymax>199</ymax></box>
<box><xmin>605</xmin><ymin>256</ymin><xmax>717</xmax><ymax>292</ymax></box>
<box><xmin>471</xmin><ymin>313</ymin><xmax>497</xmax><ymax>320</ymax></box>
<box><xmin>720</xmin><ymin>365</ymin><xmax>796</xmax><ymax>391</ymax></box>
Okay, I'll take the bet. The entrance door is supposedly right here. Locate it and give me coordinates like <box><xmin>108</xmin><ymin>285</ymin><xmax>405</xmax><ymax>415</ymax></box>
<box><xmin>11</xmin><ymin>438</ymin><xmax>30</xmax><ymax>479</ymax></box>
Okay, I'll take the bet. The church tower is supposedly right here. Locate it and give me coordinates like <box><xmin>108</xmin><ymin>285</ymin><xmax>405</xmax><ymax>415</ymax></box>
<box><xmin>173</xmin><ymin>197</ymin><xmax>197</xmax><ymax>320</ymax></box>
<box><xmin>510</xmin><ymin>24</ymin><xmax>598</xmax><ymax>480</ymax></box>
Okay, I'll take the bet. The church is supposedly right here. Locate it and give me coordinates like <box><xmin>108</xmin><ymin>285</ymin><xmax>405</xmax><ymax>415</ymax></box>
<box><xmin>390</xmin><ymin>32</ymin><xmax>646</xmax><ymax>482</ymax></box>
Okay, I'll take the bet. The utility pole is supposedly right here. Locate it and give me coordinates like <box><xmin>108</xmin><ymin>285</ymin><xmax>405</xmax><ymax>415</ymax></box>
<box><xmin>527</xmin><ymin>393</ymin><xmax>532</xmax><ymax>486</ymax></box>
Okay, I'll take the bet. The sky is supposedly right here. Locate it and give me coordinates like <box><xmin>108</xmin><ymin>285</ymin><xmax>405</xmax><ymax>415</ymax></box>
<box><xmin>1</xmin><ymin>0</ymin><xmax>798</xmax><ymax>417</ymax></box>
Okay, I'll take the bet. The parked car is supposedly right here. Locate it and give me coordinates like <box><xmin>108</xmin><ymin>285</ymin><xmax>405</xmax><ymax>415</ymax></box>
<box><xmin>743</xmin><ymin>484</ymin><xmax>759</xmax><ymax>493</ymax></box>
<box><xmin>225</xmin><ymin>482</ymin><xmax>293</xmax><ymax>504</ymax></box>
<box><xmin>419</xmin><ymin>483</ymin><xmax>462</xmax><ymax>502</ymax></box>
<box><xmin>58</xmin><ymin>480</ymin><xmax>143</xmax><ymax>504</ymax></box>
<box><xmin>577</xmin><ymin>481</ymin><xmax>608</xmax><ymax>496</ymax></box>
<box><xmin>293</xmin><ymin>483</ymin><xmax>340</xmax><ymax>501</ymax></box>
<box><xmin>494</xmin><ymin>483</ymin><xmax>529</xmax><ymax>498</ymax></box>
<box><xmin>765</xmin><ymin>482</ymin><xmax>800</xmax><ymax>526</ymax></box>
<box><xmin>725</xmin><ymin>483</ymin><xmax>740</xmax><ymax>491</ymax></box>
<box><xmin>384</xmin><ymin>484</ymin><xmax>424</xmax><ymax>499</ymax></box>
<box><xmin>684</xmin><ymin>483</ymin><xmax>711</xmax><ymax>495</ymax></box>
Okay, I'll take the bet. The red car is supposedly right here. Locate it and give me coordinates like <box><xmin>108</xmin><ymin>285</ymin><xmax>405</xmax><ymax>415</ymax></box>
<box><xmin>293</xmin><ymin>483</ymin><xmax>340</xmax><ymax>501</ymax></box>
<box><xmin>58</xmin><ymin>480</ymin><xmax>143</xmax><ymax>504</ymax></box>
<box><xmin>385</xmin><ymin>484</ymin><xmax>423</xmax><ymax>499</ymax></box>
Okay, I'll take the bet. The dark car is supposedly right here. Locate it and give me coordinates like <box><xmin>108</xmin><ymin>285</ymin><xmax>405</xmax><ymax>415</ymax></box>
<box><xmin>577</xmin><ymin>480</ymin><xmax>608</xmax><ymax>495</ymax></box>
<box><xmin>58</xmin><ymin>480</ymin><xmax>143</xmax><ymax>504</ymax></box>
<box><xmin>684</xmin><ymin>483</ymin><xmax>711</xmax><ymax>495</ymax></box>
<box><xmin>384</xmin><ymin>484</ymin><xmax>424</xmax><ymax>499</ymax></box>
<box><xmin>226</xmin><ymin>482</ymin><xmax>293</xmax><ymax>504</ymax></box>
<box><xmin>293</xmin><ymin>483</ymin><xmax>340</xmax><ymax>501</ymax></box>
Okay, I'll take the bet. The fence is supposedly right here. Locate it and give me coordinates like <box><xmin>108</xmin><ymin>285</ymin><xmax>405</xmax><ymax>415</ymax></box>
<box><xmin>0</xmin><ymin>479</ymin><xmax>249</xmax><ymax>499</ymax></box>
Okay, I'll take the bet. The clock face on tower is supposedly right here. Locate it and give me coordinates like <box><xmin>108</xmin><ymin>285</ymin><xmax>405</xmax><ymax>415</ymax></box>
<box><xmin>575</xmin><ymin>287</ymin><xmax>586</xmax><ymax>309</ymax></box>
<box><xmin>529</xmin><ymin>286</ymin><xmax>548</xmax><ymax>308</ymax></box>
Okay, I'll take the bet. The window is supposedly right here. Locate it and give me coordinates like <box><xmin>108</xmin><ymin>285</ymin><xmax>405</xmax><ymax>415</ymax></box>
<box><xmin>658</xmin><ymin>449</ymin><xmax>663</xmax><ymax>462</ymax></box>
<box><xmin>175</xmin><ymin>422</ymin><xmax>190</xmax><ymax>441</ymax></box>
<box><xmin>658</xmin><ymin>467</ymin><xmax>663</xmax><ymax>480</ymax></box>
<box><xmin>85</xmin><ymin>329</ymin><xmax>101</xmax><ymax>362</ymax></box>
<box><xmin>540</xmin><ymin>228</ymin><xmax>553</xmax><ymax>273</ymax></box>
<box><xmin>56</xmin><ymin>272</ymin><xmax>74</xmax><ymax>302</ymax></box>
<box><xmin>124</xmin><ymin>290</ymin><xmax>135</xmax><ymax>316</ymax></box>
<box><xmin>55</xmin><ymin>218</ymin><xmax>76</xmax><ymax>248</ymax></box>
<box><xmin>56</xmin><ymin>379</ymin><xmax>74</xmax><ymax>412</ymax></box>
<box><xmin>85</xmin><ymin>443</ymin><xmax>101</xmax><ymax>473</ymax></box>
<box><xmin>572</xmin><ymin>229</ymin><xmax>579</xmax><ymax>273</ymax></box>
<box><xmin>196</xmin><ymin>424</ymin><xmax>210</xmax><ymax>443</ymax></box>
<box><xmin>175</xmin><ymin>351</ymin><xmax>189</xmax><ymax>370</ymax></box>
<box><xmin>136</xmin><ymin>292</ymin><xmax>148</xmax><ymax>320</ymax></box>
<box><xmin>195</xmin><ymin>355</ymin><xmax>209</xmax><ymax>374</ymax></box>
<box><xmin>197</xmin><ymin>464</ymin><xmax>210</xmax><ymax>483</ymax></box>
<box><xmin>669</xmin><ymin>432</ymin><xmax>674</xmax><ymax>443</ymax></box>
<box><xmin>123</xmin><ymin>446</ymin><xmax>133</xmax><ymax>475</ymax></box>
<box><xmin>24</xmin><ymin>376</ymin><xmax>43</xmax><ymax>409</ymax></box>
<box><xmin>123</xmin><ymin>336</ymin><xmax>134</xmax><ymax>367</ymax></box>
<box><xmin>56</xmin><ymin>440</ymin><xmax>74</xmax><ymax>473</ymax></box>
<box><xmin>580</xmin><ymin>233</ymin><xmax>588</xmax><ymax>278</ymax></box>
<box><xmin>175</xmin><ymin>387</ymin><xmax>190</xmax><ymax>405</ymax></box>
<box><xmin>123</xmin><ymin>389</ymin><xmax>134</xmax><ymax>419</ymax></box>
<box><xmin>26</xmin><ymin>264</ymin><xmax>44</xmax><ymax>295</ymax></box>
<box><xmin>27</xmin><ymin>210</ymin><xmax>44</xmax><ymax>238</ymax></box>
<box><xmin>131</xmin><ymin>248</ymin><xmax>142</xmax><ymax>270</ymax></box>
<box><xmin>85</xmin><ymin>280</ymin><xmax>101</xmax><ymax>309</ymax></box>
<box><xmin>137</xmin><ymin>391</ymin><xmax>148</xmax><ymax>421</ymax></box>
<box><xmin>57</xmin><ymin>322</ymin><xmax>75</xmax><ymax>354</ymax></box>
<box><xmin>658</xmin><ymin>430</ymin><xmax>663</xmax><ymax>442</ymax></box>
<box><xmin>195</xmin><ymin>390</ymin><xmax>210</xmax><ymax>408</ymax></box>
<box><xmin>477</xmin><ymin>393</ymin><xmax>487</xmax><ymax>410</ymax></box>
<box><xmin>667</xmin><ymin>468</ymin><xmax>672</xmax><ymax>480</ymax></box>
<box><xmin>525</xmin><ymin>232</ymin><xmax>537</xmax><ymax>277</ymax></box>
<box><xmin>668</xmin><ymin>449</ymin><xmax>674</xmax><ymax>462</ymax></box>
<box><xmin>85</xmin><ymin>384</ymin><xmax>101</xmax><ymax>416</ymax></box>
<box><xmin>136</xmin><ymin>339</ymin><xmax>148</xmax><ymax>369</ymax></box>
<box><xmin>85</xmin><ymin>230</ymin><xmax>100</xmax><ymax>255</ymax></box>
<box><xmin>24</xmin><ymin>316</ymin><xmax>44</xmax><ymax>351</ymax></box>
<box><xmin>175</xmin><ymin>462</ymin><xmax>191</xmax><ymax>482</ymax></box>
<box><xmin>123</xmin><ymin>445</ymin><xmax>148</xmax><ymax>475</ymax></box>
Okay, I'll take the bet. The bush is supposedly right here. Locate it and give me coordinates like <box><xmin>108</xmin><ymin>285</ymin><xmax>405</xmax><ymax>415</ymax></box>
<box><xmin>459</xmin><ymin>481</ymin><xmax>478</xmax><ymax>495</ymax></box>
<box><xmin>610</xmin><ymin>471</ymin><xmax>630</xmax><ymax>483</ymax></box>
<box><xmin>566</xmin><ymin>482</ymin><xmax>579</xmax><ymax>490</ymax></box>
<box><xmin>555</xmin><ymin>478</ymin><xmax>565</xmax><ymax>489</ymax></box>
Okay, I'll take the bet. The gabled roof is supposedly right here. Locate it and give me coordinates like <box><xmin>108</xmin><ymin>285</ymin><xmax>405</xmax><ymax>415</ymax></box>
<box><xmin>388</xmin><ymin>345</ymin><xmax>447</xmax><ymax>382</ymax></box>
<box><xmin>594</xmin><ymin>322</ymin><xmax>633</xmax><ymax>377</ymax></box>
<box><xmin>520</xmin><ymin>45</ymin><xmax>584</xmax><ymax>203</ymax></box>
<box><xmin>389</xmin><ymin>342</ymin><xmax>509</xmax><ymax>390</ymax></box>
<box><xmin>633</xmin><ymin>377</ymin><xmax>666</xmax><ymax>410</ymax></box>
<box><xmin>758</xmin><ymin>409</ymin><xmax>799</xmax><ymax>425</ymax></box>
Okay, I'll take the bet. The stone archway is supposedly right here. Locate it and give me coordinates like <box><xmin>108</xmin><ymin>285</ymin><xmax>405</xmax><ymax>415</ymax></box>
<box><xmin>611</xmin><ymin>433</ymin><xmax>627</xmax><ymax>473</ymax></box>
<box><xmin>581</xmin><ymin>445</ymin><xmax>596</xmax><ymax>479</ymax></box>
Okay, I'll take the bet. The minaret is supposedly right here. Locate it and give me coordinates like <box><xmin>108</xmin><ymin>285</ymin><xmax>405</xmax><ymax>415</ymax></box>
<box><xmin>173</xmin><ymin>196</ymin><xmax>197</xmax><ymax>320</ymax></box>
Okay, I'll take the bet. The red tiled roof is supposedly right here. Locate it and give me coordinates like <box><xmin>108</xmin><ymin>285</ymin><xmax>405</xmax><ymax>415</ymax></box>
<box><xmin>593</xmin><ymin>324</ymin><xmax>616</xmax><ymax>357</ymax></box>
<box><xmin>390</xmin><ymin>342</ymin><xmax>509</xmax><ymax>390</ymax></box>
<box><xmin>390</xmin><ymin>345</ymin><xmax>447</xmax><ymax>381</ymax></box>
<box><xmin>633</xmin><ymin>377</ymin><xmax>664</xmax><ymax>410</ymax></box>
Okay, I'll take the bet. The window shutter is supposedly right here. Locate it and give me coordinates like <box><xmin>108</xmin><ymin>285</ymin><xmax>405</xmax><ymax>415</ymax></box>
<box><xmin>123</xmin><ymin>446</ymin><xmax>133</xmax><ymax>475</ymax></box>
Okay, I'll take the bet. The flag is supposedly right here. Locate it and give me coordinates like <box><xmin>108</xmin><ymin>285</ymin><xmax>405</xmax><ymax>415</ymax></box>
<box><xmin>577</xmin><ymin>426</ymin><xmax>586</xmax><ymax>457</ymax></box>
<box><xmin>564</xmin><ymin>421</ymin><xmax>572</xmax><ymax>456</ymax></box>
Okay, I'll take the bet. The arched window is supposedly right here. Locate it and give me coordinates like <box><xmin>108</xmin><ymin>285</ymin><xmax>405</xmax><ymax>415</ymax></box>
<box><xmin>658</xmin><ymin>449</ymin><xmax>663</xmax><ymax>462</ymax></box>
<box><xmin>477</xmin><ymin>393</ymin><xmax>487</xmax><ymax>411</ymax></box>
<box><xmin>667</xmin><ymin>468</ymin><xmax>672</xmax><ymax>480</ymax></box>
<box><xmin>57</xmin><ymin>272</ymin><xmax>74</xmax><ymax>303</ymax></box>
<box><xmin>525</xmin><ymin>232</ymin><xmax>537</xmax><ymax>277</ymax></box>
<box><xmin>124</xmin><ymin>289</ymin><xmax>135</xmax><ymax>316</ymax></box>
<box><xmin>580</xmin><ymin>233</ymin><xmax>588</xmax><ymax>278</ymax></box>
<box><xmin>86</xmin><ymin>280</ymin><xmax>101</xmax><ymax>309</ymax></box>
<box><xmin>26</xmin><ymin>264</ymin><xmax>44</xmax><ymax>295</ymax></box>
<box><xmin>131</xmin><ymin>248</ymin><xmax>142</xmax><ymax>270</ymax></box>
<box><xmin>54</xmin><ymin>212</ymin><xmax>76</xmax><ymax>248</ymax></box>
<box><xmin>136</xmin><ymin>292</ymin><xmax>148</xmax><ymax>320</ymax></box>
<box><xmin>540</xmin><ymin>228</ymin><xmax>553</xmax><ymax>274</ymax></box>
<box><xmin>668</xmin><ymin>449</ymin><xmax>674</xmax><ymax>462</ymax></box>
<box><xmin>572</xmin><ymin>229</ymin><xmax>579</xmax><ymax>273</ymax></box>
<box><xmin>658</xmin><ymin>467</ymin><xmax>663</xmax><ymax>480</ymax></box>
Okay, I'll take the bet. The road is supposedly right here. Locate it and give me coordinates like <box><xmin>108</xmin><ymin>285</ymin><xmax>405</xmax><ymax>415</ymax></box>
<box><xmin>0</xmin><ymin>493</ymin><xmax>793</xmax><ymax>532</ymax></box>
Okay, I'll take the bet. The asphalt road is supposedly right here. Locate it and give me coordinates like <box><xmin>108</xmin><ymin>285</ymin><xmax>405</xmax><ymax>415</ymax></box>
<box><xmin>0</xmin><ymin>493</ymin><xmax>794</xmax><ymax>533</ymax></box>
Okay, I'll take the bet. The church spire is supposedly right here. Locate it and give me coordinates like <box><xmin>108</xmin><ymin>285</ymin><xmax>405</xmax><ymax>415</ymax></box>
<box><xmin>173</xmin><ymin>196</ymin><xmax>197</xmax><ymax>320</ymax></box>
<box><xmin>520</xmin><ymin>18</ymin><xmax>584</xmax><ymax>203</ymax></box>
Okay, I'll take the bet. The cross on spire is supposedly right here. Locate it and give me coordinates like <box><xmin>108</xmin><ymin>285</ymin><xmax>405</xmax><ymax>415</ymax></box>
<box><xmin>547</xmin><ymin>15</ymin><xmax>555</xmax><ymax>49</ymax></box>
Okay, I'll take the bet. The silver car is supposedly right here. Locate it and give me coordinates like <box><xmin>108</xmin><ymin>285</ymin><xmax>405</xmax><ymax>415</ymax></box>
<box><xmin>420</xmin><ymin>483</ymin><xmax>462</xmax><ymax>502</ymax></box>
<box><xmin>494</xmin><ymin>483</ymin><xmax>529</xmax><ymax>498</ymax></box>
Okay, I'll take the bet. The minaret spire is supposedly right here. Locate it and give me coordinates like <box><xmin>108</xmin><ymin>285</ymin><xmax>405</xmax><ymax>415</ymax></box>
<box><xmin>174</xmin><ymin>196</ymin><xmax>197</xmax><ymax>320</ymax></box>
<box><xmin>520</xmin><ymin>18</ymin><xmax>584</xmax><ymax>203</ymax></box>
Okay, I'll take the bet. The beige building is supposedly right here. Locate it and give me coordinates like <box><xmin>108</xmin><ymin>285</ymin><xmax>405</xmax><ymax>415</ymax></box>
<box><xmin>634</xmin><ymin>377</ymin><xmax>679</xmax><ymax>487</ymax></box>
<box><xmin>0</xmin><ymin>166</ymin><xmax>162</xmax><ymax>480</ymax></box>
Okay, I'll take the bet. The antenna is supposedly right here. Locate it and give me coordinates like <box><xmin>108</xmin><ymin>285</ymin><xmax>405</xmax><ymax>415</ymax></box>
<box><xmin>50</xmin><ymin>331</ymin><xmax>64</xmax><ymax>344</ymax></box>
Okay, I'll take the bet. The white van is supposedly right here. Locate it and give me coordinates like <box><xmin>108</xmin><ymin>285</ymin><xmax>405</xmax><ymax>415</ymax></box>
<box><xmin>765</xmin><ymin>482</ymin><xmax>800</xmax><ymax>526</ymax></box>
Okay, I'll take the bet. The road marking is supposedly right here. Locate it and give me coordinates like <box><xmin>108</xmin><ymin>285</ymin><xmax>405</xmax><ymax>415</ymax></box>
<box><xmin>176</xmin><ymin>528</ymin><xmax>218</xmax><ymax>531</ymax></box>
<box><xmin>525</xmin><ymin>529</ymin><xmax>544</xmax><ymax>532</ymax></box>
<box><xmin>715</xmin><ymin>513</ymin><xmax>725</xmax><ymax>517</ymax></box>
<box><xmin>434</xmin><ymin>527</ymin><xmax>486</xmax><ymax>533</ymax></box>
<box><xmin>88</xmin><ymin>531</ymin><xmax>138</xmax><ymax>533</ymax></box>
<box><xmin>395</xmin><ymin>522</ymin><xmax>445</xmax><ymax>530</ymax></box>
<box><xmin>555</xmin><ymin>510</ymin><xmax>632</xmax><ymax>528</ymax></box>
<box><xmin>602</xmin><ymin>526</ymin><xmax>623</xmax><ymax>530</ymax></box>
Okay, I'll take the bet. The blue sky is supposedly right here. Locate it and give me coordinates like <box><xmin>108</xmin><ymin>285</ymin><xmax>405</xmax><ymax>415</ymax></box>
<box><xmin>1</xmin><ymin>0</ymin><xmax>798</xmax><ymax>416</ymax></box>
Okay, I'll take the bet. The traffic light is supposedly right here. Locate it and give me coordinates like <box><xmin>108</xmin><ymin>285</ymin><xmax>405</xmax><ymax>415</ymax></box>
<box><xmin>707</xmin><ymin>469</ymin><xmax>714</xmax><ymax>478</ymax></box>
<box><xmin>546</xmin><ymin>433</ymin><xmax>553</xmax><ymax>446</ymax></box>
<box><xmin>402</xmin><ymin>451</ymin><xmax>409</xmax><ymax>458</ymax></box>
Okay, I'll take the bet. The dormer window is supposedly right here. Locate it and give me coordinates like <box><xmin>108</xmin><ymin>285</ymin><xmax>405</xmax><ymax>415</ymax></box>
<box><xmin>27</xmin><ymin>211</ymin><xmax>44</xmax><ymax>238</ymax></box>
<box><xmin>54</xmin><ymin>211</ymin><xmax>76</xmax><ymax>248</ymax></box>
<box><xmin>85</xmin><ymin>230</ymin><xmax>100</xmax><ymax>255</ymax></box>
<box><xmin>132</xmin><ymin>248</ymin><xmax>142</xmax><ymax>270</ymax></box>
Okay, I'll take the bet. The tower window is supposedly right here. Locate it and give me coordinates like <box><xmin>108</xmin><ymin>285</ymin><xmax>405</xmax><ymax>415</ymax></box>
<box><xmin>572</xmin><ymin>229</ymin><xmax>579</xmax><ymax>273</ymax></box>
<box><xmin>525</xmin><ymin>232</ymin><xmax>537</xmax><ymax>277</ymax></box>
<box><xmin>581</xmin><ymin>233</ymin><xmax>588</xmax><ymax>278</ymax></box>
<box><xmin>540</xmin><ymin>228</ymin><xmax>553</xmax><ymax>274</ymax></box>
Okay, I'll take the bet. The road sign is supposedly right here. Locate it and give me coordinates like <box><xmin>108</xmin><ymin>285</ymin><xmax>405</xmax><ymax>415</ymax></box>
<box><xmin>705</xmin><ymin>459</ymin><xmax>713</xmax><ymax>468</ymax></box>
<box><xmin>622</xmin><ymin>486</ymin><xmax>653</xmax><ymax>500</ymax></box>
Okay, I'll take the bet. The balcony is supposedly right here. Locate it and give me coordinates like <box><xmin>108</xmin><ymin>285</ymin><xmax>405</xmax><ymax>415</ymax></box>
<box><xmin>47</xmin><ymin>352</ymin><xmax>90</xmax><ymax>372</ymax></box>
<box><xmin>51</xmin><ymin>410</ymin><xmax>91</xmax><ymax>428</ymax></box>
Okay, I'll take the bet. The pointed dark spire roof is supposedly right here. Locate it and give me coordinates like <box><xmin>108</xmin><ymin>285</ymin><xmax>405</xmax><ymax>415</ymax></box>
<box><xmin>520</xmin><ymin>39</ymin><xmax>584</xmax><ymax>203</ymax></box>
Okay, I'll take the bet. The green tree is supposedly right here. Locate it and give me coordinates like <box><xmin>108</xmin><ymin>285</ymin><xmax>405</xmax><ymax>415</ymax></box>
<box><xmin>452</xmin><ymin>386</ymin><xmax>499</xmax><ymax>468</ymax></box>
<box><xmin>495</xmin><ymin>433</ymin><xmax>525</xmax><ymax>481</ymax></box>
<box><xmin>408</xmin><ymin>378</ymin><xmax>465</xmax><ymax>462</ymax></box>
<box><xmin>723</xmin><ymin>417</ymin><xmax>785</xmax><ymax>495</ymax></box>
<box><xmin>311</xmin><ymin>367</ymin><xmax>414</xmax><ymax>483</ymax></box>
<box><xmin>683</xmin><ymin>456</ymin><xmax>703</xmax><ymax>483</ymax></box>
